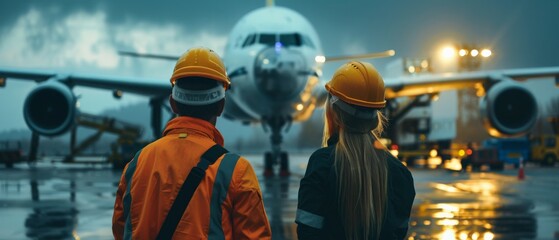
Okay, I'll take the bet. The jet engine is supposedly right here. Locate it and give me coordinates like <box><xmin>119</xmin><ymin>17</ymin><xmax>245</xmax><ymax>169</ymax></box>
<box><xmin>23</xmin><ymin>81</ymin><xmax>78</xmax><ymax>136</ymax></box>
<box><xmin>479</xmin><ymin>80</ymin><xmax>537</xmax><ymax>137</ymax></box>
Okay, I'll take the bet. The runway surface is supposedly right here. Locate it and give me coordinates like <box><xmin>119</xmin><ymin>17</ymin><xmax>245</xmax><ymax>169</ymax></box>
<box><xmin>1</xmin><ymin>153</ymin><xmax>558</xmax><ymax>239</ymax></box>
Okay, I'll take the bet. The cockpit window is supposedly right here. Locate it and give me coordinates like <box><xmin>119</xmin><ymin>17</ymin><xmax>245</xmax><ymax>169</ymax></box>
<box><xmin>259</xmin><ymin>34</ymin><xmax>276</xmax><ymax>46</ymax></box>
<box><xmin>279</xmin><ymin>33</ymin><xmax>302</xmax><ymax>47</ymax></box>
<box><xmin>242</xmin><ymin>34</ymin><xmax>256</xmax><ymax>48</ymax></box>
<box><xmin>243</xmin><ymin>33</ymin><xmax>315</xmax><ymax>48</ymax></box>
<box><xmin>302</xmin><ymin>35</ymin><xmax>315</xmax><ymax>48</ymax></box>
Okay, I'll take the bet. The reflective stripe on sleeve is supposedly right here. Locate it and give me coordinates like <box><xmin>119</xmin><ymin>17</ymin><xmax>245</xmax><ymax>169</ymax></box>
<box><xmin>208</xmin><ymin>153</ymin><xmax>240</xmax><ymax>240</ymax></box>
<box><xmin>296</xmin><ymin>209</ymin><xmax>324</xmax><ymax>229</ymax></box>
<box><xmin>122</xmin><ymin>150</ymin><xmax>142</xmax><ymax>240</ymax></box>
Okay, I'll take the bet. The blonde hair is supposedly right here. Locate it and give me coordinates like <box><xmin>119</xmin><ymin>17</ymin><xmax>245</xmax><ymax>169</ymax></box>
<box><xmin>322</xmin><ymin>95</ymin><xmax>388</xmax><ymax>240</ymax></box>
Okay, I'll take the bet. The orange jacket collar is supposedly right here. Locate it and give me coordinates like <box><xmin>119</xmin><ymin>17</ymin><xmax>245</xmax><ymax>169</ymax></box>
<box><xmin>163</xmin><ymin>116</ymin><xmax>224</xmax><ymax>146</ymax></box>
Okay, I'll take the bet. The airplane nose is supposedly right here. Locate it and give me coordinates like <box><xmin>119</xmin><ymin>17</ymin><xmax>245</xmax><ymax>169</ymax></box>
<box><xmin>254</xmin><ymin>47</ymin><xmax>308</xmax><ymax>100</ymax></box>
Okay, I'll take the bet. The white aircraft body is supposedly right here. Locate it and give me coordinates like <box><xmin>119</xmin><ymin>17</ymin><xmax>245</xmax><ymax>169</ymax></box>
<box><xmin>1</xmin><ymin>5</ymin><xmax>558</xmax><ymax>175</ymax></box>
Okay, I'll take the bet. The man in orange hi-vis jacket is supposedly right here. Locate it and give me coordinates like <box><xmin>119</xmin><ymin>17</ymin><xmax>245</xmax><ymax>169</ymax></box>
<box><xmin>112</xmin><ymin>47</ymin><xmax>272</xmax><ymax>240</ymax></box>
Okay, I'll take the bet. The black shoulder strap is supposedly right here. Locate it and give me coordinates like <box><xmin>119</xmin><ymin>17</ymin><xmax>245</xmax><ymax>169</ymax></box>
<box><xmin>156</xmin><ymin>144</ymin><xmax>228</xmax><ymax>240</ymax></box>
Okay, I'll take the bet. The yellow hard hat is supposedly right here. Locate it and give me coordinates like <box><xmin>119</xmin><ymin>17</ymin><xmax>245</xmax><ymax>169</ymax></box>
<box><xmin>170</xmin><ymin>47</ymin><xmax>231</xmax><ymax>89</ymax></box>
<box><xmin>325</xmin><ymin>61</ymin><xmax>386</xmax><ymax>108</ymax></box>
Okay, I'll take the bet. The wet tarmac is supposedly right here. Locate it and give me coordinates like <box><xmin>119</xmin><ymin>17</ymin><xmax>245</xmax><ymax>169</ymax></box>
<box><xmin>1</xmin><ymin>154</ymin><xmax>558</xmax><ymax>240</ymax></box>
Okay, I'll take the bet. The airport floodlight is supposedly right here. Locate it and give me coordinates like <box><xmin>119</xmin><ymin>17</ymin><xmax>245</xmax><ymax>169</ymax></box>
<box><xmin>481</xmin><ymin>49</ymin><xmax>492</xmax><ymax>58</ymax></box>
<box><xmin>470</xmin><ymin>49</ymin><xmax>479</xmax><ymax>57</ymax></box>
<box><xmin>441</xmin><ymin>47</ymin><xmax>456</xmax><ymax>60</ymax></box>
<box><xmin>455</xmin><ymin>44</ymin><xmax>492</xmax><ymax>71</ymax></box>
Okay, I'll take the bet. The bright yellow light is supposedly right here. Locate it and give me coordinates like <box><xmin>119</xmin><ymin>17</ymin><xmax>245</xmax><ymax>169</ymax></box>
<box><xmin>437</xmin><ymin>219</ymin><xmax>459</xmax><ymax>226</ymax></box>
<box><xmin>459</xmin><ymin>231</ymin><xmax>469</xmax><ymax>240</ymax></box>
<box><xmin>431</xmin><ymin>94</ymin><xmax>440</xmax><ymax>101</ymax></box>
<box><xmin>437</xmin><ymin>203</ymin><xmax>460</xmax><ymax>213</ymax></box>
<box><xmin>441</xmin><ymin>47</ymin><xmax>456</xmax><ymax>59</ymax></box>
<box><xmin>408</xmin><ymin>66</ymin><xmax>416</xmax><ymax>73</ymax></box>
<box><xmin>390</xmin><ymin>150</ymin><xmax>399</xmax><ymax>157</ymax></box>
<box><xmin>421</xmin><ymin>60</ymin><xmax>429</xmax><ymax>68</ymax></box>
<box><xmin>444</xmin><ymin>158</ymin><xmax>463</xmax><ymax>171</ymax></box>
<box><xmin>428</xmin><ymin>157</ymin><xmax>442</xmax><ymax>167</ymax></box>
<box><xmin>440</xmin><ymin>228</ymin><xmax>457</xmax><ymax>240</ymax></box>
<box><xmin>471</xmin><ymin>49</ymin><xmax>479</xmax><ymax>57</ymax></box>
<box><xmin>458</xmin><ymin>149</ymin><xmax>465</xmax><ymax>157</ymax></box>
<box><xmin>296</xmin><ymin>103</ymin><xmax>304</xmax><ymax>111</ymax></box>
<box><xmin>379</xmin><ymin>138</ymin><xmax>391</xmax><ymax>146</ymax></box>
<box><xmin>72</xmin><ymin>230</ymin><xmax>81</xmax><ymax>240</ymax></box>
<box><xmin>433</xmin><ymin>211</ymin><xmax>455</xmax><ymax>218</ymax></box>
<box><xmin>433</xmin><ymin>183</ymin><xmax>461</xmax><ymax>193</ymax></box>
<box><xmin>315</xmin><ymin>55</ymin><xmax>326</xmax><ymax>63</ymax></box>
<box><xmin>458</xmin><ymin>49</ymin><xmax>468</xmax><ymax>57</ymax></box>
<box><xmin>472</xmin><ymin>232</ymin><xmax>480</xmax><ymax>240</ymax></box>
<box><xmin>430</xmin><ymin>149</ymin><xmax>438</xmax><ymax>158</ymax></box>
<box><xmin>481</xmin><ymin>49</ymin><xmax>492</xmax><ymax>57</ymax></box>
<box><xmin>483</xmin><ymin>232</ymin><xmax>495</xmax><ymax>240</ymax></box>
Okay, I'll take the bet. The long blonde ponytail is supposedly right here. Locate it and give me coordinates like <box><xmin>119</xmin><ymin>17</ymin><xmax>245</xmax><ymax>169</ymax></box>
<box><xmin>322</xmin><ymin>97</ymin><xmax>388</xmax><ymax>240</ymax></box>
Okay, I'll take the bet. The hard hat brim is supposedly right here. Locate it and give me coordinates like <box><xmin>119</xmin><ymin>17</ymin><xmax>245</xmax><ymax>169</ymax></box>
<box><xmin>326</xmin><ymin>84</ymin><xmax>386</xmax><ymax>108</ymax></box>
<box><xmin>171</xmin><ymin>66</ymin><xmax>230</xmax><ymax>87</ymax></box>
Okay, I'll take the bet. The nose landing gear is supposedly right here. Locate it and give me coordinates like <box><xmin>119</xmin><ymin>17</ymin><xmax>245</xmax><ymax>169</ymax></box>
<box><xmin>263</xmin><ymin>116</ymin><xmax>291</xmax><ymax>177</ymax></box>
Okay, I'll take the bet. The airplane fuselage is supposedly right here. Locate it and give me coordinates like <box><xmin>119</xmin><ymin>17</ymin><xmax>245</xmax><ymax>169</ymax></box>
<box><xmin>222</xmin><ymin>6</ymin><xmax>324</xmax><ymax>123</ymax></box>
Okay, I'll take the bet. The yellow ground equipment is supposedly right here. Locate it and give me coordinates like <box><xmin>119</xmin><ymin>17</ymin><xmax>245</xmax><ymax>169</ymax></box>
<box><xmin>530</xmin><ymin>117</ymin><xmax>558</xmax><ymax>166</ymax></box>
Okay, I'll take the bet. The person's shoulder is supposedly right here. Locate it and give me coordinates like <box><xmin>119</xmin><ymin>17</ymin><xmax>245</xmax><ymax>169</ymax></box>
<box><xmin>228</xmin><ymin>153</ymin><xmax>255</xmax><ymax>176</ymax></box>
<box><xmin>384</xmin><ymin>150</ymin><xmax>413</xmax><ymax>183</ymax></box>
<box><xmin>307</xmin><ymin>145</ymin><xmax>335</xmax><ymax>171</ymax></box>
<box><xmin>383</xmin><ymin>150</ymin><xmax>415</xmax><ymax>199</ymax></box>
<box><xmin>232</xmin><ymin>154</ymin><xmax>249</xmax><ymax>166</ymax></box>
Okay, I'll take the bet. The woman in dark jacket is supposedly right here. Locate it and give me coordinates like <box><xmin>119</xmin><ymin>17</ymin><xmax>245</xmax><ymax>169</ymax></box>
<box><xmin>296</xmin><ymin>61</ymin><xmax>416</xmax><ymax>240</ymax></box>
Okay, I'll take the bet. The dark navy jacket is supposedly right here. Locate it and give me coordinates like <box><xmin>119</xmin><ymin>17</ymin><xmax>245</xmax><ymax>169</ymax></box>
<box><xmin>296</xmin><ymin>135</ymin><xmax>415</xmax><ymax>240</ymax></box>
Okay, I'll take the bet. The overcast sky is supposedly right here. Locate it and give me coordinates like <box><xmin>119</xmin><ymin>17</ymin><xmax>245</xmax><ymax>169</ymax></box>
<box><xmin>1</xmin><ymin>0</ymin><xmax>558</xmax><ymax>132</ymax></box>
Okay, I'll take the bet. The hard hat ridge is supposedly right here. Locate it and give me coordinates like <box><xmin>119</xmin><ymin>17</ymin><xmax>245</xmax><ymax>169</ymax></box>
<box><xmin>170</xmin><ymin>47</ymin><xmax>231</xmax><ymax>89</ymax></box>
<box><xmin>325</xmin><ymin>61</ymin><xmax>386</xmax><ymax>109</ymax></box>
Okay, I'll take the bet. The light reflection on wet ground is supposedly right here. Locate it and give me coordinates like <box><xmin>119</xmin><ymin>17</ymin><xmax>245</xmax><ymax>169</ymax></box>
<box><xmin>409</xmin><ymin>198</ymin><xmax>537</xmax><ymax>239</ymax></box>
<box><xmin>0</xmin><ymin>155</ymin><xmax>558</xmax><ymax>239</ymax></box>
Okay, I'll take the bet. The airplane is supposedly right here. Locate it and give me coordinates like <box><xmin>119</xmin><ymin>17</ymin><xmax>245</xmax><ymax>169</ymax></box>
<box><xmin>1</xmin><ymin>3</ymin><xmax>559</xmax><ymax>176</ymax></box>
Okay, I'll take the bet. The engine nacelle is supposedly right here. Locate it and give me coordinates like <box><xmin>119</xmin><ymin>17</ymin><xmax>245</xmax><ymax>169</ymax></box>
<box><xmin>23</xmin><ymin>81</ymin><xmax>78</xmax><ymax>136</ymax></box>
<box><xmin>479</xmin><ymin>80</ymin><xmax>537</xmax><ymax>137</ymax></box>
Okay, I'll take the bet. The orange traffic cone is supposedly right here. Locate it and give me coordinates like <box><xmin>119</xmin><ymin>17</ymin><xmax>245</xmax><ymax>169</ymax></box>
<box><xmin>518</xmin><ymin>157</ymin><xmax>525</xmax><ymax>180</ymax></box>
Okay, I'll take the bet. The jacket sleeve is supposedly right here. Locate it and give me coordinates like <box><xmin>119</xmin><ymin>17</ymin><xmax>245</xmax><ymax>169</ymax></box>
<box><xmin>385</xmin><ymin>157</ymin><xmax>416</xmax><ymax>240</ymax></box>
<box><xmin>296</xmin><ymin>149</ymin><xmax>330</xmax><ymax>240</ymax></box>
<box><xmin>395</xmin><ymin>166</ymin><xmax>415</xmax><ymax>239</ymax></box>
<box><xmin>112</xmin><ymin>164</ymin><xmax>128</xmax><ymax>240</ymax></box>
<box><xmin>230</xmin><ymin>158</ymin><xmax>272</xmax><ymax>240</ymax></box>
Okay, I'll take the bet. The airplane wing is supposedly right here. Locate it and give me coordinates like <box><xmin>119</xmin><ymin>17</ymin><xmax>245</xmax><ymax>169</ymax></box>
<box><xmin>324</xmin><ymin>49</ymin><xmax>396</xmax><ymax>62</ymax></box>
<box><xmin>118</xmin><ymin>51</ymin><xmax>179</xmax><ymax>61</ymax></box>
<box><xmin>0</xmin><ymin>66</ymin><xmax>170</xmax><ymax>97</ymax></box>
<box><xmin>383</xmin><ymin>66</ymin><xmax>559</xmax><ymax>99</ymax></box>
<box><xmin>117</xmin><ymin>49</ymin><xmax>398</xmax><ymax>63</ymax></box>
